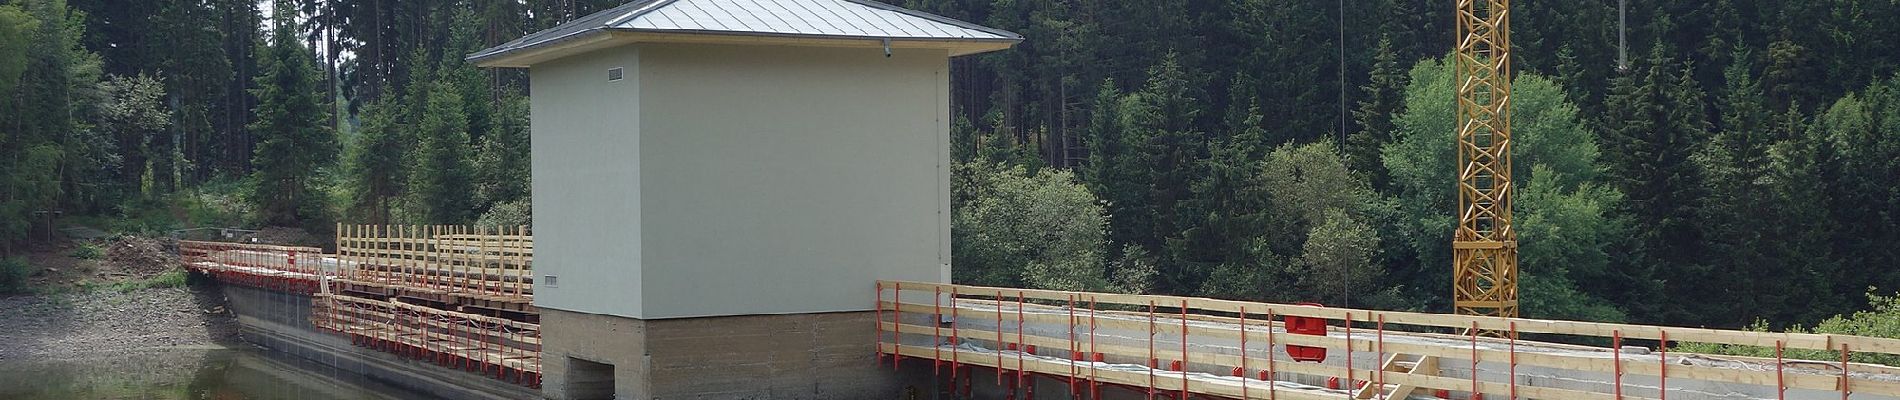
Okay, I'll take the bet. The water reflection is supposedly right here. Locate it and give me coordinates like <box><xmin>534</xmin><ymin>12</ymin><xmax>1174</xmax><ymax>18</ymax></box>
<box><xmin>0</xmin><ymin>347</ymin><xmax>447</xmax><ymax>400</ymax></box>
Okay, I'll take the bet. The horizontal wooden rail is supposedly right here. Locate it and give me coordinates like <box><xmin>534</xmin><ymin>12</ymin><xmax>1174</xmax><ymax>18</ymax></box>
<box><xmin>180</xmin><ymin>240</ymin><xmax>325</xmax><ymax>255</ymax></box>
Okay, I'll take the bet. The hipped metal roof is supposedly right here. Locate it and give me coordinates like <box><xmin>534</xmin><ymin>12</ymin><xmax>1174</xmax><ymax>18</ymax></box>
<box><xmin>468</xmin><ymin>0</ymin><xmax>1023</xmax><ymax>67</ymax></box>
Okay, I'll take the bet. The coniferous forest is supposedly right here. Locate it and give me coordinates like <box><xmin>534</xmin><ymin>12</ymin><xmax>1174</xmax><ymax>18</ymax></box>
<box><xmin>2</xmin><ymin>0</ymin><xmax>1899</xmax><ymax>332</ymax></box>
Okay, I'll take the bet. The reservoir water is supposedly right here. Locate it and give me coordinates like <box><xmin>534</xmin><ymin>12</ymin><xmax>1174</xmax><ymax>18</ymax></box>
<box><xmin>0</xmin><ymin>346</ymin><xmax>447</xmax><ymax>400</ymax></box>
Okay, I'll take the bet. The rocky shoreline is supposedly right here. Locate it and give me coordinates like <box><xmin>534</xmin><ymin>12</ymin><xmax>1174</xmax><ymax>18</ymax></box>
<box><xmin>0</xmin><ymin>284</ymin><xmax>241</xmax><ymax>362</ymax></box>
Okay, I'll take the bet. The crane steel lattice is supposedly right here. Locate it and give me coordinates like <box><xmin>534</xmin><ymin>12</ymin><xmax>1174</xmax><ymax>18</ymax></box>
<box><xmin>1452</xmin><ymin>0</ymin><xmax>1518</xmax><ymax>319</ymax></box>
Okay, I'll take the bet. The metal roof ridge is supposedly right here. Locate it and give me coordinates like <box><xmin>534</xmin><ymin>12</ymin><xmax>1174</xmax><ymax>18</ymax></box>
<box><xmin>831</xmin><ymin>0</ymin><xmax>1022</xmax><ymax>40</ymax></box>
<box><xmin>606</xmin><ymin>0</ymin><xmax>682</xmax><ymax>27</ymax></box>
<box><xmin>471</xmin><ymin>0</ymin><xmax>1022</xmax><ymax>65</ymax></box>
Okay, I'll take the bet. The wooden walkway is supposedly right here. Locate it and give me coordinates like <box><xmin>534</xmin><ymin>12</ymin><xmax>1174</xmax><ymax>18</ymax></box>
<box><xmin>879</xmin><ymin>281</ymin><xmax>1900</xmax><ymax>400</ymax></box>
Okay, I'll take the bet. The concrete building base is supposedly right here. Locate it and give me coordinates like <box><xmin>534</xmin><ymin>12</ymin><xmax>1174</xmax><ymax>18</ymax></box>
<box><xmin>540</xmin><ymin>308</ymin><xmax>921</xmax><ymax>399</ymax></box>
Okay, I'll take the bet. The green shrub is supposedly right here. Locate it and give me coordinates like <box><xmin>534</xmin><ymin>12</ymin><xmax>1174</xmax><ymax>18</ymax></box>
<box><xmin>1675</xmin><ymin>292</ymin><xmax>1900</xmax><ymax>366</ymax></box>
<box><xmin>475</xmin><ymin>200</ymin><xmax>532</xmax><ymax>229</ymax></box>
<box><xmin>0</xmin><ymin>257</ymin><xmax>31</xmax><ymax>294</ymax></box>
<box><xmin>70</xmin><ymin>242</ymin><xmax>104</xmax><ymax>259</ymax></box>
<box><xmin>148</xmin><ymin>269</ymin><xmax>187</xmax><ymax>288</ymax></box>
<box><xmin>87</xmin><ymin>178</ymin><xmax>258</xmax><ymax>237</ymax></box>
<box><xmin>181</xmin><ymin>179</ymin><xmax>254</xmax><ymax>228</ymax></box>
<box><xmin>109</xmin><ymin>198</ymin><xmax>183</xmax><ymax>235</ymax></box>
<box><xmin>951</xmin><ymin>162</ymin><xmax>1109</xmax><ymax>292</ymax></box>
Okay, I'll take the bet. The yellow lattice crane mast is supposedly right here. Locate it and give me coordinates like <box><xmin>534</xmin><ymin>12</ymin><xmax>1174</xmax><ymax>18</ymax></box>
<box><xmin>1359</xmin><ymin>4</ymin><xmax>1519</xmax><ymax>397</ymax></box>
<box><xmin>1452</xmin><ymin>0</ymin><xmax>1518</xmax><ymax>320</ymax></box>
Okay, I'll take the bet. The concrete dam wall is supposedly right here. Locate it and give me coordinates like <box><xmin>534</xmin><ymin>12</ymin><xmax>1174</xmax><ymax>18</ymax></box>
<box><xmin>218</xmin><ymin>283</ymin><xmax>540</xmax><ymax>400</ymax></box>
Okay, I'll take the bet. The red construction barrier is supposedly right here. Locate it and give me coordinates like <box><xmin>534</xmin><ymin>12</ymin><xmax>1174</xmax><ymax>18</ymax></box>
<box><xmin>1283</xmin><ymin>302</ymin><xmax>1328</xmax><ymax>362</ymax></box>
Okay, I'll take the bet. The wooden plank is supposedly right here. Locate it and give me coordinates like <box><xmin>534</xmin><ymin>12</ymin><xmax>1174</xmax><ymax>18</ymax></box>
<box><xmin>1375</xmin><ymin>355</ymin><xmax>1435</xmax><ymax>400</ymax></box>
<box><xmin>339</xmin><ymin>236</ymin><xmax>533</xmax><ymax>253</ymax></box>
<box><xmin>434</xmin><ymin>233</ymin><xmax>535</xmax><ymax>241</ymax></box>
<box><xmin>179</xmin><ymin>240</ymin><xmax>324</xmax><ymax>254</ymax></box>
<box><xmin>339</xmin><ymin>248</ymin><xmax>530</xmax><ymax>270</ymax></box>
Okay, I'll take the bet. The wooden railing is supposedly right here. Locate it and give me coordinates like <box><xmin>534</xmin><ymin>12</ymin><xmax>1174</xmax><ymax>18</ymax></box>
<box><xmin>335</xmin><ymin>224</ymin><xmax>533</xmax><ymax>302</ymax></box>
<box><xmin>877</xmin><ymin>280</ymin><xmax>1900</xmax><ymax>400</ymax></box>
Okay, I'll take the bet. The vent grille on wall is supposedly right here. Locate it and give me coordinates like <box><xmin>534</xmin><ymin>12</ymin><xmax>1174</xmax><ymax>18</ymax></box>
<box><xmin>607</xmin><ymin>67</ymin><xmax>624</xmax><ymax>82</ymax></box>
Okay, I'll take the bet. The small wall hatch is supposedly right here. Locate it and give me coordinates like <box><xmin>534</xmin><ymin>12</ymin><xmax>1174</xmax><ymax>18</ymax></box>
<box><xmin>567</xmin><ymin>357</ymin><xmax>614</xmax><ymax>400</ymax></box>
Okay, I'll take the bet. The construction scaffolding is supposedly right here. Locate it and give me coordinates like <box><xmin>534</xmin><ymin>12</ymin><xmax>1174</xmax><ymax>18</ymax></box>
<box><xmin>333</xmin><ymin>224</ymin><xmax>534</xmax><ymax>306</ymax></box>
<box><xmin>178</xmin><ymin>225</ymin><xmax>541</xmax><ymax>388</ymax></box>
<box><xmin>179</xmin><ymin>241</ymin><xmax>325</xmax><ymax>294</ymax></box>
<box><xmin>879</xmin><ymin>280</ymin><xmax>1900</xmax><ymax>400</ymax></box>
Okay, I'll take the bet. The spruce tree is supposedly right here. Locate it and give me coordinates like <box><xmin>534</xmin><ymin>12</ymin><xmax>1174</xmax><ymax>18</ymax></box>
<box><xmin>1177</xmin><ymin>104</ymin><xmax>1267</xmax><ymax>294</ymax></box>
<box><xmin>1132</xmin><ymin>53</ymin><xmax>1204</xmax><ymax>275</ymax></box>
<box><xmin>1817</xmin><ymin>79</ymin><xmax>1900</xmax><ymax>308</ymax></box>
<box><xmin>405</xmin><ymin>79</ymin><xmax>475</xmax><ymax>224</ymax></box>
<box><xmin>247</xmin><ymin>3</ymin><xmax>336</xmax><ymax>228</ymax></box>
<box><xmin>1762</xmin><ymin>39</ymin><xmax>1825</xmax><ymax>114</ymax></box>
<box><xmin>1690</xmin><ymin>48</ymin><xmax>1834</xmax><ymax>323</ymax></box>
<box><xmin>345</xmin><ymin>99</ymin><xmax>406</xmax><ymax>224</ymax></box>
<box><xmin>1602</xmin><ymin>47</ymin><xmax>1715</xmax><ymax>324</ymax></box>
<box><xmin>1763</xmin><ymin>108</ymin><xmax>1843</xmax><ymax>320</ymax></box>
<box><xmin>1347</xmin><ymin>35</ymin><xmax>1408</xmax><ymax>190</ymax></box>
<box><xmin>1081</xmin><ymin>79</ymin><xmax>1153</xmax><ymax>257</ymax></box>
<box><xmin>1695</xmin><ymin>47</ymin><xmax>1773</xmax><ymax>266</ymax></box>
<box><xmin>474</xmin><ymin>92</ymin><xmax>531</xmax><ymax>209</ymax></box>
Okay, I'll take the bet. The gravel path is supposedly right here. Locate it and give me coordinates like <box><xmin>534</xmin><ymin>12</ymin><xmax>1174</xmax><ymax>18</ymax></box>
<box><xmin>0</xmin><ymin>286</ymin><xmax>240</xmax><ymax>362</ymax></box>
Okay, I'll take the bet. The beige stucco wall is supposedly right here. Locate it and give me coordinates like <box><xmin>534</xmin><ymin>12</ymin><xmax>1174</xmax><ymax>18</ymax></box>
<box><xmin>531</xmin><ymin>42</ymin><xmax>952</xmax><ymax>319</ymax></box>
<box><xmin>530</xmin><ymin>45</ymin><xmax>645</xmax><ymax>317</ymax></box>
<box><xmin>637</xmin><ymin>44</ymin><xmax>952</xmax><ymax>318</ymax></box>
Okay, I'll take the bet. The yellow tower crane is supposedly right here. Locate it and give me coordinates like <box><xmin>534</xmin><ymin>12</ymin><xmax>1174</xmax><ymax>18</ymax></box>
<box><xmin>1451</xmin><ymin>0</ymin><xmax>1518</xmax><ymax>320</ymax></box>
<box><xmin>1359</xmin><ymin>3</ymin><xmax>1518</xmax><ymax>397</ymax></box>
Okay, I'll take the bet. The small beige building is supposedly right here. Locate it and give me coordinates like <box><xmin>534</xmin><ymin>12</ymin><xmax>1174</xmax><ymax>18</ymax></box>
<box><xmin>468</xmin><ymin>0</ymin><xmax>1018</xmax><ymax>398</ymax></box>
